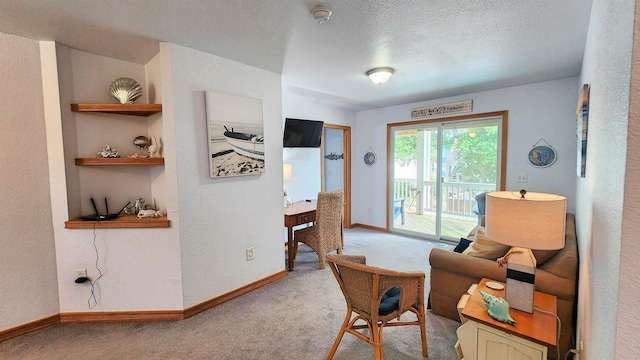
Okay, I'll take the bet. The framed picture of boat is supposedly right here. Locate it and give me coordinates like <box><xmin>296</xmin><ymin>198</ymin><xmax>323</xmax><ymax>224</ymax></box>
<box><xmin>205</xmin><ymin>91</ymin><xmax>265</xmax><ymax>178</ymax></box>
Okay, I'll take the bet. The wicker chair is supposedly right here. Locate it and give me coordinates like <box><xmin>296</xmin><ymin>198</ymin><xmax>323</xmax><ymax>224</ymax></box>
<box><xmin>294</xmin><ymin>189</ymin><xmax>344</xmax><ymax>269</ymax></box>
<box><xmin>326</xmin><ymin>254</ymin><xmax>428</xmax><ymax>360</ymax></box>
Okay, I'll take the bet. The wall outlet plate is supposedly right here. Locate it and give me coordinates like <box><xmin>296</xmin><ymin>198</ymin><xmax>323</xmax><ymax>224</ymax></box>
<box><xmin>76</xmin><ymin>269</ymin><xmax>87</xmax><ymax>278</ymax></box>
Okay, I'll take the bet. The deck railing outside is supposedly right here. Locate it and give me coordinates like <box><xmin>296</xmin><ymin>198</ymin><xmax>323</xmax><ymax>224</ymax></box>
<box><xmin>394</xmin><ymin>178</ymin><xmax>495</xmax><ymax>219</ymax></box>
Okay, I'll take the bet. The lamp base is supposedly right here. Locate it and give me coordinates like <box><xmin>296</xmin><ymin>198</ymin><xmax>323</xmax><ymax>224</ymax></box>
<box><xmin>505</xmin><ymin>247</ymin><xmax>537</xmax><ymax>313</ymax></box>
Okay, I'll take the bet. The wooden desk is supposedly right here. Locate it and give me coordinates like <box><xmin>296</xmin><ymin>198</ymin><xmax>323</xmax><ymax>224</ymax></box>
<box><xmin>284</xmin><ymin>200</ymin><xmax>316</xmax><ymax>271</ymax></box>
<box><xmin>457</xmin><ymin>278</ymin><xmax>557</xmax><ymax>360</ymax></box>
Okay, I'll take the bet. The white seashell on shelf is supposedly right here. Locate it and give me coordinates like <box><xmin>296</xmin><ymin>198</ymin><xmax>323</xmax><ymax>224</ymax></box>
<box><xmin>109</xmin><ymin>77</ymin><xmax>143</xmax><ymax>104</ymax></box>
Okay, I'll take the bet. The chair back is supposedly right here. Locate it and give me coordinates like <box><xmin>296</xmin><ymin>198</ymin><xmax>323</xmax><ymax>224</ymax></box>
<box><xmin>316</xmin><ymin>189</ymin><xmax>343</xmax><ymax>247</ymax></box>
<box><xmin>327</xmin><ymin>254</ymin><xmax>425</xmax><ymax>322</ymax></box>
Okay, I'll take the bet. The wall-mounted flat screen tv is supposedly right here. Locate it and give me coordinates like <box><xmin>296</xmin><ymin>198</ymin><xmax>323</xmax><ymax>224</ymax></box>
<box><xmin>283</xmin><ymin>118</ymin><xmax>324</xmax><ymax>148</ymax></box>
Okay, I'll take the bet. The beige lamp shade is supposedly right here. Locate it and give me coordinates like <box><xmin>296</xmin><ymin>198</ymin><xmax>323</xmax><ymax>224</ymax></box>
<box><xmin>485</xmin><ymin>191</ymin><xmax>566</xmax><ymax>250</ymax></box>
<box><xmin>283</xmin><ymin>163</ymin><xmax>293</xmax><ymax>182</ymax></box>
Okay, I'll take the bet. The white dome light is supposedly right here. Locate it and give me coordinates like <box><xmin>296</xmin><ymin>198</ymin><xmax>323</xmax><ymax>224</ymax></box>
<box><xmin>366</xmin><ymin>67</ymin><xmax>395</xmax><ymax>85</ymax></box>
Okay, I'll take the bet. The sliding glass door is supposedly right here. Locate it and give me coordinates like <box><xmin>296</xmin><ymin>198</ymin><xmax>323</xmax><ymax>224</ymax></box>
<box><xmin>389</xmin><ymin>112</ymin><xmax>506</xmax><ymax>242</ymax></box>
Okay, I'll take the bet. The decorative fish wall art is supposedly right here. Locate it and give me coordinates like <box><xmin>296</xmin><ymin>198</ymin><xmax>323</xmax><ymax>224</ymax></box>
<box><xmin>324</xmin><ymin>152</ymin><xmax>344</xmax><ymax>160</ymax></box>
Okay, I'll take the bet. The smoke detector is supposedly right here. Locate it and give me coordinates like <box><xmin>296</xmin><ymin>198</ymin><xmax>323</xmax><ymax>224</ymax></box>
<box><xmin>311</xmin><ymin>5</ymin><xmax>332</xmax><ymax>23</ymax></box>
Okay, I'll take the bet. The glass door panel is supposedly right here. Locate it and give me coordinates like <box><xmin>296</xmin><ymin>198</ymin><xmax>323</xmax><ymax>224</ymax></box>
<box><xmin>440</xmin><ymin>120</ymin><xmax>499</xmax><ymax>240</ymax></box>
<box><xmin>391</xmin><ymin>116</ymin><xmax>502</xmax><ymax>242</ymax></box>
<box><xmin>391</xmin><ymin>126</ymin><xmax>438</xmax><ymax>238</ymax></box>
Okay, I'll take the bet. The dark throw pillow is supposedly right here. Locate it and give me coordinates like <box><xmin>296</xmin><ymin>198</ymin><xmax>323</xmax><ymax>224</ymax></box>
<box><xmin>454</xmin><ymin>238</ymin><xmax>473</xmax><ymax>253</ymax></box>
<box><xmin>379</xmin><ymin>286</ymin><xmax>401</xmax><ymax>315</ymax></box>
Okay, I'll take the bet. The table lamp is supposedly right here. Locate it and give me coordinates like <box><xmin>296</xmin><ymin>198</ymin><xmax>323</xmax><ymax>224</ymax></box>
<box><xmin>485</xmin><ymin>190</ymin><xmax>566</xmax><ymax>313</ymax></box>
<box><xmin>283</xmin><ymin>163</ymin><xmax>292</xmax><ymax>207</ymax></box>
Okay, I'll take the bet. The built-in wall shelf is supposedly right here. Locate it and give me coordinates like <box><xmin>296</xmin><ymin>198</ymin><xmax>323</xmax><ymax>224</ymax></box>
<box><xmin>65</xmin><ymin>214</ymin><xmax>170</xmax><ymax>229</ymax></box>
<box><xmin>75</xmin><ymin>158</ymin><xmax>164</xmax><ymax>166</ymax></box>
<box><xmin>70</xmin><ymin>103</ymin><xmax>162</xmax><ymax>117</ymax></box>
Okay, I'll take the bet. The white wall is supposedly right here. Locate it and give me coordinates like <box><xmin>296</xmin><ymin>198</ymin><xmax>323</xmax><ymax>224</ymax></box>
<box><xmin>49</xmin><ymin>46</ymin><xmax>183</xmax><ymax>312</ymax></box>
<box><xmin>575</xmin><ymin>0</ymin><xmax>636</xmax><ymax>358</ymax></box>
<box><xmin>0</xmin><ymin>33</ymin><xmax>59</xmax><ymax>331</ymax></box>
<box><xmin>353</xmin><ymin>78</ymin><xmax>579</xmax><ymax>229</ymax></box>
<box><xmin>161</xmin><ymin>43</ymin><xmax>285</xmax><ymax>308</ymax></box>
<box><xmin>281</xmin><ymin>89</ymin><xmax>356</xmax><ymax>202</ymax></box>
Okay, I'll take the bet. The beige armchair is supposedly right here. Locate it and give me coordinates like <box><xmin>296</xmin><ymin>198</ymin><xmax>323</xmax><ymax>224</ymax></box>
<box><xmin>325</xmin><ymin>254</ymin><xmax>428</xmax><ymax>360</ymax></box>
<box><xmin>294</xmin><ymin>189</ymin><xmax>343</xmax><ymax>269</ymax></box>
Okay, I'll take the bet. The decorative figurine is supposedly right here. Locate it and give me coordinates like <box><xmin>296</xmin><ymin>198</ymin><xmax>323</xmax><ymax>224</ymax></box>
<box><xmin>109</xmin><ymin>77</ymin><xmax>143</xmax><ymax>104</ymax></box>
<box><xmin>98</xmin><ymin>145</ymin><xmax>119</xmax><ymax>158</ymax></box>
<box><xmin>129</xmin><ymin>135</ymin><xmax>150</xmax><ymax>158</ymax></box>
<box><xmin>148</xmin><ymin>136</ymin><xmax>162</xmax><ymax>158</ymax></box>
<box><xmin>479</xmin><ymin>291</ymin><xmax>516</xmax><ymax>325</ymax></box>
<box><xmin>124</xmin><ymin>198</ymin><xmax>147</xmax><ymax>215</ymax></box>
<box><xmin>137</xmin><ymin>209</ymin><xmax>164</xmax><ymax>218</ymax></box>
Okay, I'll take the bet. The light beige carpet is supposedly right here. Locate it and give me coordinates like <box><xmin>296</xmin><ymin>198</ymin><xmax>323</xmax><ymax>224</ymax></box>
<box><xmin>0</xmin><ymin>227</ymin><xmax>459</xmax><ymax>360</ymax></box>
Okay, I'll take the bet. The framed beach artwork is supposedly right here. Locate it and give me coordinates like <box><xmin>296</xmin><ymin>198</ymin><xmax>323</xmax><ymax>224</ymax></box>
<box><xmin>205</xmin><ymin>91</ymin><xmax>265</xmax><ymax>178</ymax></box>
<box><xmin>576</xmin><ymin>84</ymin><xmax>589</xmax><ymax>178</ymax></box>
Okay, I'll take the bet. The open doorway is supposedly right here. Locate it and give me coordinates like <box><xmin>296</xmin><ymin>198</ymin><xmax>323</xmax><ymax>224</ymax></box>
<box><xmin>321</xmin><ymin>124</ymin><xmax>351</xmax><ymax>228</ymax></box>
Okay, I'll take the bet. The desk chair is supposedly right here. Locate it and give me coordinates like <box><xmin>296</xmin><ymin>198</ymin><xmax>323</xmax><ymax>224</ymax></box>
<box><xmin>294</xmin><ymin>190</ymin><xmax>344</xmax><ymax>269</ymax></box>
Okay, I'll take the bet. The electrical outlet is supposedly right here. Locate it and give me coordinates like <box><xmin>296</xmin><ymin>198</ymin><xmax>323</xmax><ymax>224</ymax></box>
<box><xmin>516</xmin><ymin>174</ymin><xmax>528</xmax><ymax>183</ymax></box>
<box><xmin>76</xmin><ymin>269</ymin><xmax>87</xmax><ymax>278</ymax></box>
<box><xmin>246</xmin><ymin>247</ymin><xmax>255</xmax><ymax>261</ymax></box>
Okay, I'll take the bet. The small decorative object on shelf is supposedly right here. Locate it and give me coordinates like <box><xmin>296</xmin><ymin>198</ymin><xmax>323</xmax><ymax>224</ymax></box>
<box><xmin>98</xmin><ymin>145</ymin><xmax>119</xmax><ymax>158</ymax></box>
<box><xmin>130</xmin><ymin>135</ymin><xmax>150</xmax><ymax>158</ymax></box>
<box><xmin>123</xmin><ymin>198</ymin><xmax>148</xmax><ymax>215</ymax></box>
<box><xmin>137</xmin><ymin>209</ymin><xmax>164</xmax><ymax>218</ymax></box>
<box><xmin>148</xmin><ymin>136</ymin><xmax>162</xmax><ymax>158</ymax></box>
<box><xmin>109</xmin><ymin>77</ymin><xmax>143</xmax><ymax>104</ymax></box>
<box><xmin>479</xmin><ymin>291</ymin><xmax>516</xmax><ymax>325</ymax></box>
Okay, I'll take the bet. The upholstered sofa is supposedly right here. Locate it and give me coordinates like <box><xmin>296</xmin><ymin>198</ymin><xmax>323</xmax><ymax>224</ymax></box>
<box><xmin>428</xmin><ymin>213</ymin><xmax>578</xmax><ymax>360</ymax></box>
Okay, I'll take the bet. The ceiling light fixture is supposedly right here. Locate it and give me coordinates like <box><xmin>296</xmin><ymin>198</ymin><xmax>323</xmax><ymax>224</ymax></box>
<box><xmin>366</xmin><ymin>67</ymin><xmax>395</xmax><ymax>85</ymax></box>
<box><xmin>311</xmin><ymin>5</ymin><xmax>332</xmax><ymax>23</ymax></box>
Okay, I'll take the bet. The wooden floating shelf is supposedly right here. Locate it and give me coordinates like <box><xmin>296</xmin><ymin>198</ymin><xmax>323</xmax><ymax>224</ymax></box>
<box><xmin>71</xmin><ymin>103</ymin><xmax>162</xmax><ymax>117</ymax></box>
<box><xmin>75</xmin><ymin>158</ymin><xmax>164</xmax><ymax>166</ymax></box>
<box><xmin>65</xmin><ymin>214</ymin><xmax>170</xmax><ymax>229</ymax></box>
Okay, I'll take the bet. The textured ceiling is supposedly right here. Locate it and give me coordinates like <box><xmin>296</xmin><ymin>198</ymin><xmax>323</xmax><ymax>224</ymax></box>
<box><xmin>0</xmin><ymin>0</ymin><xmax>592</xmax><ymax>111</ymax></box>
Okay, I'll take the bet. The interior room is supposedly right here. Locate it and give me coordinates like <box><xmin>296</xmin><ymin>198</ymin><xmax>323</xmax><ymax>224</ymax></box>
<box><xmin>1</xmin><ymin>1</ymin><xmax>639</xmax><ymax>359</ymax></box>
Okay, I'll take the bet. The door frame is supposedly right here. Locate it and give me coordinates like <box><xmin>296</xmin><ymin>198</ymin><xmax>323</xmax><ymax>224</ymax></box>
<box><xmin>321</xmin><ymin>123</ymin><xmax>352</xmax><ymax>228</ymax></box>
<box><xmin>386</xmin><ymin>110</ymin><xmax>508</xmax><ymax>233</ymax></box>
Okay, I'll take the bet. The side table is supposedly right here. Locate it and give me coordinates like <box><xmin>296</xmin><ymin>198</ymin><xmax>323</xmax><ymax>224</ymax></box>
<box><xmin>456</xmin><ymin>278</ymin><xmax>557</xmax><ymax>360</ymax></box>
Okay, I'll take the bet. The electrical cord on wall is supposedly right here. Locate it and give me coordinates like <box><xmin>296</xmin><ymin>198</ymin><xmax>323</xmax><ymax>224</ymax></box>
<box><xmin>88</xmin><ymin>222</ymin><xmax>104</xmax><ymax>309</ymax></box>
<box><xmin>534</xmin><ymin>306</ymin><xmax>561</xmax><ymax>360</ymax></box>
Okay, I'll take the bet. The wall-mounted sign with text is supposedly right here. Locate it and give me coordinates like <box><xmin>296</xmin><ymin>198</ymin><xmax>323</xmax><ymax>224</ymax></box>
<box><xmin>410</xmin><ymin>99</ymin><xmax>473</xmax><ymax>119</ymax></box>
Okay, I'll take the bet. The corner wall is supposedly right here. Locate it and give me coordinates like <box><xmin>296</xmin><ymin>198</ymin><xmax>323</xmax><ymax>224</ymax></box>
<box><xmin>0</xmin><ymin>34</ymin><xmax>59</xmax><ymax>330</ymax></box>
<box><xmin>281</xmin><ymin>89</ymin><xmax>356</xmax><ymax>202</ymax></box>
<box><xmin>160</xmin><ymin>43</ymin><xmax>285</xmax><ymax>308</ymax></box>
<box><xmin>575</xmin><ymin>0</ymin><xmax>636</xmax><ymax>358</ymax></box>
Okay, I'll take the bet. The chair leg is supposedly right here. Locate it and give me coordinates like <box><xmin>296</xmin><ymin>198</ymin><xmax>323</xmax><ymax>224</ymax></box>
<box><xmin>326</xmin><ymin>313</ymin><xmax>350</xmax><ymax>360</ymax></box>
<box><xmin>418</xmin><ymin>307</ymin><xmax>428</xmax><ymax>357</ymax></box>
<box><xmin>372</xmin><ymin>323</ymin><xmax>384</xmax><ymax>360</ymax></box>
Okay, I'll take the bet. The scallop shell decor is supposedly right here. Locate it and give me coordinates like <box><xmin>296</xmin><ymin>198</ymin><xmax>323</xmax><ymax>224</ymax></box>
<box><xmin>479</xmin><ymin>291</ymin><xmax>516</xmax><ymax>325</ymax></box>
<box><xmin>109</xmin><ymin>77</ymin><xmax>143</xmax><ymax>104</ymax></box>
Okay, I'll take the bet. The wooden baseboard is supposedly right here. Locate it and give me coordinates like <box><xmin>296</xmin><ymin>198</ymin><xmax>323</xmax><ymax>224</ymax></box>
<box><xmin>2</xmin><ymin>270</ymin><xmax>287</xmax><ymax>340</ymax></box>
<box><xmin>351</xmin><ymin>223</ymin><xmax>388</xmax><ymax>232</ymax></box>
<box><xmin>184</xmin><ymin>270</ymin><xmax>287</xmax><ymax>319</ymax></box>
<box><xmin>0</xmin><ymin>314</ymin><xmax>60</xmax><ymax>342</ymax></box>
<box><xmin>60</xmin><ymin>310</ymin><xmax>184</xmax><ymax>323</ymax></box>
